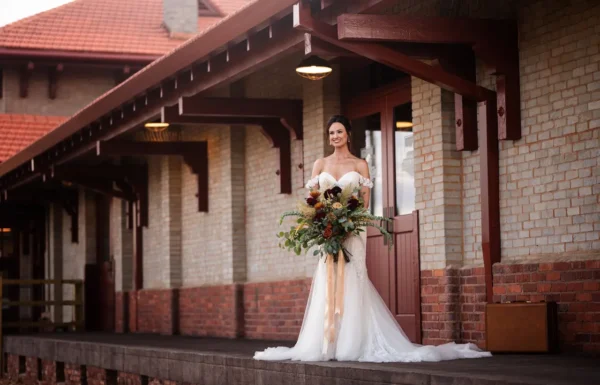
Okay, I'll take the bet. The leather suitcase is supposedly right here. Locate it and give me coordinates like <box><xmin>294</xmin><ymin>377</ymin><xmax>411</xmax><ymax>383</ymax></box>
<box><xmin>485</xmin><ymin>302</ymin><xmax>558</xmax><ymax>353</ymax></box>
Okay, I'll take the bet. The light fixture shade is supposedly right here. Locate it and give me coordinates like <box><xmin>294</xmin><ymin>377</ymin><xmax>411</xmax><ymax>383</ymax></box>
<box><xmin>395</xmin><ymin>121</ymin><xmax>413</xmax><ymax>130</ymax></box>
<box><xmin>145</xmin><ymin>122</ymin><xmax>169</xmax><ymax>132</ymax></box>
<box><xmin>296</xmin><ymin>55</ymin><xmax>332</xmax><ymax>80</ymax></box>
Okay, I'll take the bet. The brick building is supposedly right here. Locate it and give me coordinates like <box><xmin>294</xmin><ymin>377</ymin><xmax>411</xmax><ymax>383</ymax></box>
<box><xmin>0</xmin><ymin>0</ymin><xmax>598</xmax><ymax>354</ymax></box>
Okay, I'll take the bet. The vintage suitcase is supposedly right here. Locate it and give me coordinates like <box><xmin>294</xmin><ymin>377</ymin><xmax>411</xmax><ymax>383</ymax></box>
<box><xmin>485</xmin><ymin>302</ymin><xmax>558</xmax><ymax>353</ymax></box>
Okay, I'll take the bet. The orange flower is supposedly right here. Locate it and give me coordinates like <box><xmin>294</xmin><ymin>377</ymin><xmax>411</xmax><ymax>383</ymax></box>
<box><xmin>310</xmin><ymin>190</ymin><xmax>321</xmax><ymax>198</ymax></box>
<box><xmin>314</xmin><ymin>202</ymin><xmax>324</xmax><ymax>210</ymax></box>
<box><xmin>323</xmin><ymin>224</ymin><xmax>333</xmax><ymax>239</ymax></box>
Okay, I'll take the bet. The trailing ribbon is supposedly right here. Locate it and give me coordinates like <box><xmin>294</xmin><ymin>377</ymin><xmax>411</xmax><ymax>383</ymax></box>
<box><xmin>322</xmin><ymin>249</ymin><xmax>345</xmax><ymax>355</ymax></box>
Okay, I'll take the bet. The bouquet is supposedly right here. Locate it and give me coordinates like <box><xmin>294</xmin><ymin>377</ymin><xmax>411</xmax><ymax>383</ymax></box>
<box><xmin>277</xmin><ymin>182</ymin><xmax>392</xmax><ymax>262</ymax></box>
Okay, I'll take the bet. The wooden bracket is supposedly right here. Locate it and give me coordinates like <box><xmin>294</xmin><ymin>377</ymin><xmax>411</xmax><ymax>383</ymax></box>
<box><xmin>435</xmin><ymin>46</ymin><xmax>478</xmax><ymax>151</ymax></box>
<box><xmin>163</xmin><ymin>105</ymin><xmax>293</xmax><ymax>194</ymax></box>
<box><xmin>48</xmin><ymin>64</ymin><xmax>63</xmax><ymax>100</ymax></box>
<box><xmin>57</xmin><ymin>188</ymin><xmax>79</xmax><ymax>243</ymax></box>
<box><xmin>19</xmin><ymin>62</ymin><xmax>34</xmax><ymax>98</ymax></box>
<box><xmin>182</xmin><ymin>143</ymin><xmax>209</xmax><ymax>212</ymax></box>
<box><xmin>97</xmin><ymin>140</ymin><xmax>209</xmax><ymax>212</ymax></box>
<box><xmin>53</xmin><ymin>164</ymin><xmax>148</xmax><ymax>227</ymax></box>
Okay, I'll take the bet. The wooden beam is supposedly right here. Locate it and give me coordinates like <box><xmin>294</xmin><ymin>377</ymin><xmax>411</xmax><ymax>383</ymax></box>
<box><xmin>48</xmin><ymin>64</ymin><xmax>63</xmax><ymax>100</ymax></box>
<box><xmin>178</xmin><ymin>96</ymin><xmax>303</xmax><ymax>140</ymax></box>
<box><xmin>19</xmin><ymin>62</ymin><xmax>34</xmax><ymax>98</ymax></box>
<box><xmin>304</xmin><ymin>33</ymin><xmax>356</xmax><ymax>57</ymax></box>
<box><xmin>337</xmin><ymin>14</ymin><xmax>510</xmax><ymax>44</ymax></box>
<box><xmin>478</xmin><ymin>98</ymin><xmax>501</xmax><ymax>304</ymax></box>
<box><xmin>435</xmin><ymin>47</ymin><xmax>478</xmax><ymax>151</ymax></box>
<box><xmin>162</xmin><ymin>105</ymin><xmax>265</xmax><ymax>126</ymax></box>
<box><xmin>293</xmin><ymin>3</ymin><xmax>495</xmax><ymax>102</ymax></box>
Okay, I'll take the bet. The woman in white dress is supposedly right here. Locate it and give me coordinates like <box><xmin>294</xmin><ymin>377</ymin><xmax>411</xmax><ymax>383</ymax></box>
<box><xmin>254</xmin><ymin>115</ymin><xmax>491</xmax><ymax>362</ymax></box>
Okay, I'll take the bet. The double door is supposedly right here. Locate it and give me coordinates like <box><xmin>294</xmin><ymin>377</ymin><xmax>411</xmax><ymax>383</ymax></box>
<box><xmin>344</xmin><ymin>79</ymin><xmax>421</xmax><ymax>343</ymax></box>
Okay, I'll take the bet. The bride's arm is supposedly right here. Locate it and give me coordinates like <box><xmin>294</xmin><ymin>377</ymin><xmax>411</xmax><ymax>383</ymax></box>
<box><xmin>357</xmin><ymin>160</ymin><xmax>371</xmax><ymax>209</ymax></box>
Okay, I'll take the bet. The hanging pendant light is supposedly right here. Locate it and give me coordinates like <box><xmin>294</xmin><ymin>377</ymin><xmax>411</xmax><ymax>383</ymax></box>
<box><xmin>144</xmin><ymin>122</ymin><xmax>169</xmax><ymax>132</ymax></box>
<box><xmin>296</xmin><ymin>55</ymin><xmax>332</xmax><ymax>80</ymax></box>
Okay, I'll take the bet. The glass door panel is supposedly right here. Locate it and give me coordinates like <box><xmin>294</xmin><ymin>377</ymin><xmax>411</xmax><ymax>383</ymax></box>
<box><xmin>392</xmin><ymin>103</ymin><xmax>415</xmax><ymax>216</ymax></box>
<box><xmin>351</xmin><ymin>113</ymin><xmax>383</xmax><ymax>217</ymax></box>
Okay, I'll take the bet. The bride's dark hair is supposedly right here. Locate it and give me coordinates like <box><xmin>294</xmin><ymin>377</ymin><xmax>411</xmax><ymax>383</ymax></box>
<box><xmin>326</xmin><ymin>114</ymin><xmax>352</xmax><ymax>135</ymax></box>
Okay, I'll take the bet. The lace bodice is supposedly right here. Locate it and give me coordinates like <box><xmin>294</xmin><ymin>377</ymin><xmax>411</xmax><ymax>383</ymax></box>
<box><xmin>305</xmin><ymin>171</ymin><xmax>373</xmax><ymax>190</ymax></box>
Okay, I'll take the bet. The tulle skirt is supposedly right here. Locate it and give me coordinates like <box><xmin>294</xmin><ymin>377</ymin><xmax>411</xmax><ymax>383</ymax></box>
<box><xmin>254</xmin><ymin>233</ymin><xmax>491</xmax><ymax>362</ymax></box>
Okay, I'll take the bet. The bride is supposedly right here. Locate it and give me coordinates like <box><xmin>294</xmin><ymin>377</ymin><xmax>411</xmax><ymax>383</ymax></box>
<box><xmin>254</xmin><ymin>115</ymin><xmax>491</xmax><ymax>362</ymax></box>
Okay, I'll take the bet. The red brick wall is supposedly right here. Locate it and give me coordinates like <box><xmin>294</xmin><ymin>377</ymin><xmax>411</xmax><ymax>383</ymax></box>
<box><xmin>422</xmin><ymin>259</ymin><xmax>600</xmax><ymax>352</ymax></box>
<box><xmin>420</xmin><ymin>269</ymin><xmax>461</xmax><ymax>346</ymax></box>
<box><xmin>86</xmin><ymin>367</ymin><xmax>107</xmax><ymax>385</ymax></box>
<box><xmin>128</xmin><ymin>291</ymin><xmax>138</xmax><ymax>333</ymax></box>
<box><xmin>65</xmin><ymin>364</ymin><xmax>82</xmax><ymax>385</ymax></box>
<box><xmin>118</xmin><ymin>372</ymin><xmax>142</xmax><ymax>385</ymax></box>
<box><xmin>24</xmin><ymin>357</ymin><xmax>41</xmax><ymax>385</ymax></box>
<box><xmin>115</xmin><ymin>292</ymin><xmax>124</xmax><ymax>333</ymax></box>
<box><xmin>7</xmin><ymin>354</ymin><xmax>19</xmax><ymax>381</ymax></box>
<box><xmin>493</xmin><ymin>260</ymin><xmax>600</xmax><ymax>352</ymax></box>
<box><xmin>243</xmin><ymin>278</ymin><xmax>311</xmax><ymax>340</ymax></box>
<box><xmin>178</xmin><ymin>284</ymin><xmax>243</xmax><ymax>338</ymax></box>
<box><xmin>41</xmin><ymin>360</ymin><xmax>56</xmax><ymax>384</ymax></box>
<box><xmin>137</xmin><ymin>289</ymin><xmax>174</xmax><ymax>335</ymax></box>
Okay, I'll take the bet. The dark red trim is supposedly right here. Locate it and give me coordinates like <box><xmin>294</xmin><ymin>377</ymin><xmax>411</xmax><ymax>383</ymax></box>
<box><xmin>0</xmin><ymin>48</ymin><xmax>159</xmax><ymax>64</ymax></box>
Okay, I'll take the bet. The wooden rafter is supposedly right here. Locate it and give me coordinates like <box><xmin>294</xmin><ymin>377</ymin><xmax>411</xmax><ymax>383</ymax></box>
<box><xmin>96</xmin><ymin>141</ymin><xmax>209</xmax><ymax>212</ymax></box>
<box><xmin>293</xmin><ymin>3</ymin><xmax>495</xmax><ymax>102</ymax></box>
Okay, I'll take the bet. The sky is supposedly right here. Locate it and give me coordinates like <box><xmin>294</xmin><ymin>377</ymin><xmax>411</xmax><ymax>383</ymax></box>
<box><xmin>0</xmin><ymin>0</ymin><xmax>73</xmax><ymax>27</ymax></box>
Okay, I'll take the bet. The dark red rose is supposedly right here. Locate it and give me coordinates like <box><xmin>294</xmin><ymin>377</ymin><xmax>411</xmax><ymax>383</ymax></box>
<box><xmin>324</xmin><ymin>186</ymin><xmax>342</xmax><ymax>200</ymax></box>
<box><xmin>347</xmin><ymin>198</ymin><xmax>360</xmax><ymax>210</ymax></box>
<box><xmin>306</xmin><ymin>197</ymin><xmax>317</xmax><ymax>206</ymax></box>
<box><xmin>313</xmin><ymin>210</ymin><xmax>326</xmax><ymax>222</ymax></box>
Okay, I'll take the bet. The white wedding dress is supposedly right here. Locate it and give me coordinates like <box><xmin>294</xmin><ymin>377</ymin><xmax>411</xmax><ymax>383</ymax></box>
<box><xmin>254</xmin><ymin>171</ymin><xmax>491</xmax><ymax>362</ymax></box>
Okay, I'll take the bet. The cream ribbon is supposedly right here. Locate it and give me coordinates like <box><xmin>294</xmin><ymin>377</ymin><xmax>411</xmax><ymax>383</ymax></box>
<box><xmin>323</xmin><ymin>249</ymin><xmax>345</xmax><ymax>354</ymax></box>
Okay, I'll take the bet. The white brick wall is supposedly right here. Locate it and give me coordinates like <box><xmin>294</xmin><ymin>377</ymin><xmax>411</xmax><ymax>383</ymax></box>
<box><xmin>462</xmin><ymin>0</ymin><xmax>600</xmax><ymax>265</ymax></box>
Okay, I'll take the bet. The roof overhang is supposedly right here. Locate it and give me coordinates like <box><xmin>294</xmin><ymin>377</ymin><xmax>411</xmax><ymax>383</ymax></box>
<box><xmin>0</xmin><ymin>48</ymin><xmax>160</xmax><ymax>65</ymax></box>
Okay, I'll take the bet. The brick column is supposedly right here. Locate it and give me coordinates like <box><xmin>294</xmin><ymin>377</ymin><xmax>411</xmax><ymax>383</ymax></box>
<box><xmin>413</xmin><ymin>78</ymin><xmax>465</xmax><ymax>344</ymax></box>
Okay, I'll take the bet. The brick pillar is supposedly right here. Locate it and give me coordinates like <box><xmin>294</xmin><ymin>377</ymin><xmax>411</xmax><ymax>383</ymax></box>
<box><xmin>413</xmin><ymin>78</ymin><xmax>464</xmax><ymax>344</ymax></box>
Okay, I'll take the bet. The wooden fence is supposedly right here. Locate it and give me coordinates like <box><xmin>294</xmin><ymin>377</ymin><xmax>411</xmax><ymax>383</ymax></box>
<box><xmin>0</xmin><ymin>278</ymin><xmax>84</xmax><ymax>372</ymax></box>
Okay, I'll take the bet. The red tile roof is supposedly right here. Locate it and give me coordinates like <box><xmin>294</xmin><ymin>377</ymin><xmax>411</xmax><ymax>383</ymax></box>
<box><xmin>0</xmin><ymin>0</ymin><xmax>251</xmax><ymax>56</ymax></box>
<box><xmin>0</xmin><ymin>114</ymin><xmax>66</xmax><ymax>163</ymax></box>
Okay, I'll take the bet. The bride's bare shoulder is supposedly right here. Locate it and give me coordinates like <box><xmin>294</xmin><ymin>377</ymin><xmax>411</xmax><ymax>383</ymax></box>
<box><xmin>311</xmin><ymin>158</ymin><xmax>325</xmax><ymax>176</ymax></box>
<box><xmin>354</xmin><ymin>158</ymin><xmax>369</xmax><ymax>176</ymax></box>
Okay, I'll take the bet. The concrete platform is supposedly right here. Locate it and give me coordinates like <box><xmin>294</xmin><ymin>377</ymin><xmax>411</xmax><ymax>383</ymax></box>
<box><xmin>3</xmin><ymin>333</ymin><xmax>599</xmax><ymax>385</ymax></box>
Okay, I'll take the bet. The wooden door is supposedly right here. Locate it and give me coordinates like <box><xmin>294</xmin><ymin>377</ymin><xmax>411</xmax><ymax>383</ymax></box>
<box><xmin>345</xmin><ymin>79</ymin><xmax>421</xmax><ymax>343</ymax></box>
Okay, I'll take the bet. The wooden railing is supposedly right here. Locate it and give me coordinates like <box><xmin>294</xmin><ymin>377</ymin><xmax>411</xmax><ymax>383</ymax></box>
<box><xmin>0</xmin><ymin>278</ymin><xmax>85</xmax><ymax>371</ymax></box>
